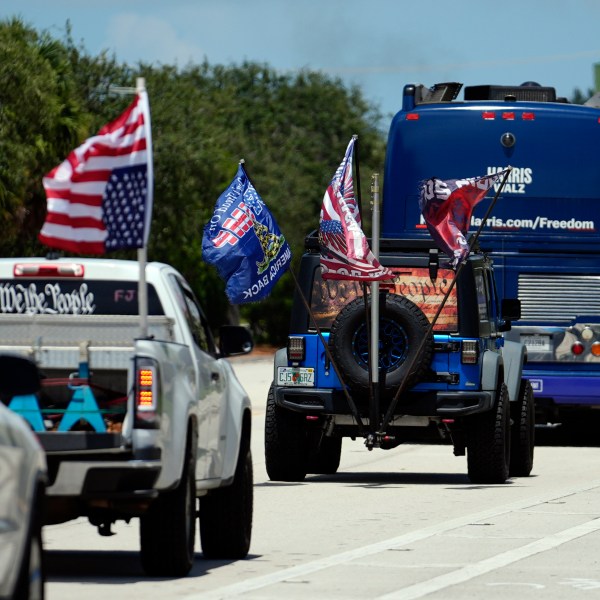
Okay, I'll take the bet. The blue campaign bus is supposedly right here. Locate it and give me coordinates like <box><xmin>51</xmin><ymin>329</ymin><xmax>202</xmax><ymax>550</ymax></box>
<box><xmin>381</xmin><ymin>81</ymin><xmax>600</xmax><ymax>425</ymax></box>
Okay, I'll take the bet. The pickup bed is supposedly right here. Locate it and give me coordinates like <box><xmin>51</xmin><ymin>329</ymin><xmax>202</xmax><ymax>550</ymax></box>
<box><xmin>0</xmin><ymin>257</ymin><xmax>254</xmax><ymax>576</ymax></box>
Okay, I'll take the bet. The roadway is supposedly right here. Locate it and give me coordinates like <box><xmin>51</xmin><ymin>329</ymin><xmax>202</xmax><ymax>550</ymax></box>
<box><xmin>44</xmin><ymin>351</ymin><xmax>600</xmax><ymax>599</ymax></box>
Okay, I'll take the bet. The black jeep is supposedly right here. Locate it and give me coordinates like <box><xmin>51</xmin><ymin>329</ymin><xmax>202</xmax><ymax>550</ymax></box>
<box><xmin>265</xmin><ymin>234</ymin><xmax>534</xmax><ymax>484</ymax></box>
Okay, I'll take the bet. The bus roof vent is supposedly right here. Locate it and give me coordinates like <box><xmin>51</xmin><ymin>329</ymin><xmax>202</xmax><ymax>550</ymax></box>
<box><xmin>464</xmin><ymin>84</ymin><xmax>556</xmax><ymax>103</ymax></box>
<box><xmin>415</xmin><ymin>82</ymin><xmax>463</xmax><ymax>104</ymax></box>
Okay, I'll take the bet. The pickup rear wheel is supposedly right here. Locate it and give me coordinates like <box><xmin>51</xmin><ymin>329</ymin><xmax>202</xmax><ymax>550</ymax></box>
<box><xmin>466</xmin><ymin>382</ymin><xmax>511</xmax><ymax>484</ymax></box>
<box><xmin>265</xmin><ymin>384</ymin><xmax>308</xmax><ymax>481</ymax></box>
<box><xmin>200</xmin><ymin>436</ymin><xmax>253</xmax><ymax>559</ymax></box>
<box><xmin>510</xmin><ymin>379</ymin><xmax>535</xmax><ymax>477</ymax></box>
<box><xmin>328</xmin><ymin>294</ymin><xmax>433</xmax><ymax>397</ymax></box>
<box><xmin>140</xmin><ymin>438</ymin><xmax>196</xmax><ymax>576</ymax></box>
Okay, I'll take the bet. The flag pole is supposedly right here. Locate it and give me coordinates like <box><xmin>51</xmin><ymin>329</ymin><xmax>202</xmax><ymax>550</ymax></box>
<box><xmin>352</xmin><ymin>134</ymin><xmax>362</xmax><ymax>216</ymax></box>
<box><xmin>367</xmin><ymin>173</ymin><xmax>381</xmax><ymax>449</ymax></box>
<box><xmin>136</xmin><ymin>76</ymin><xmax>149</xmax><ymax>338</ymax></box>
<box><xmin>378</xmin><ymin>167</ymin><xmax>513</xmax><ymax>437</ymax></box>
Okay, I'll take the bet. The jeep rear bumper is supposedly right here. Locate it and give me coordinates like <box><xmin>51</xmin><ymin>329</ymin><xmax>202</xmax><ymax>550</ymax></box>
<box><xmin>274</xmin><ymin>386</ymin><xmax>494</xmax><ymax>417</ymax></box>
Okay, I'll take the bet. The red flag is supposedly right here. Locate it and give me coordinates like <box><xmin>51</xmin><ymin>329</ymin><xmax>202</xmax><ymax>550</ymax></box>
<box><xmin>39</xmin><ymin>91</ymin><xmax>153</xmax><ymax>254</ymax></box>
<box><xmin>419</xmin><ymin>170</ymin><xmax>510</xmax><ymax>267</ymax></box>
<box><xmin>319</xmin><ymin>138</ymin><xmax>394</xmax><ymax>281</ymax></box>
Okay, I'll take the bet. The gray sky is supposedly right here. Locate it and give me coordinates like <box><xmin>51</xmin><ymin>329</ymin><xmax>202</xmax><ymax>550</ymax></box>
<box><xmin>3</xmin><ymin>0</ymin><xmax>600</xmax><ymax>118</ymax></box>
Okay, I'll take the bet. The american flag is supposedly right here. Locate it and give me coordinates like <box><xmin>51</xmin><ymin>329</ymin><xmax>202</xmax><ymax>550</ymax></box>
<box><xmin>419</xmin><ymin>169</ymin><xmax>510</xmax><ymax>267</ymax></box>
<box><xmin>319</xmin><ymin>137</ymin><xmax>394</xmax><ymax>281</ymax></box>
<box><xmin>39</xmin><ymin>91</ymin><xmax>153</xmax><ymax>254</ymax></box>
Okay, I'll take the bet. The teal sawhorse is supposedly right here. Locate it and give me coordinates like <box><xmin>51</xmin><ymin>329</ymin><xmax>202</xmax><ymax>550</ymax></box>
<box><xmin>58</xmin><ymin>359</ymin><xmax>106</xmax><ymax>433</ymax></box>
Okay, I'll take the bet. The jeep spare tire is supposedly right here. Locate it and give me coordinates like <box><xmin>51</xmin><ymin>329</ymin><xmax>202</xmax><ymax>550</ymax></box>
<box><xmin>329</xmin><ymin>293</ymin><xmax>433</xmax><ymax>397</ymax></box>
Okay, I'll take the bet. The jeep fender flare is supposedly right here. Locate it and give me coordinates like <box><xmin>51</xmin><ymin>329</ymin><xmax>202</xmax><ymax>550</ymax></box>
<box><xmin>501</xmin><ymin>340</ymin><xmax>527</xmax><ymax>403</ymax></box>
<box><xmin>481</xmin><ymin>350</ymin><xmax>503</xmax><ymax>398</ymax></box>
<box><xmin>274</xmin><ymin>348</ymin><xmax>288</xmax><ymax>372</ymax></box>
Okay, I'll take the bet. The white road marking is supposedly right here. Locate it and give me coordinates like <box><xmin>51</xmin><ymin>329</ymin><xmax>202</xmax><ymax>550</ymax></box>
<box><xmin>186</xmin><ymin>478</ymin><xmax>600</xmax><ymax>600</ymax></box>
<box><xmin>378</xmin><ymin>518</ymin><xmax>600</xmax><ymax>599</ymax></box>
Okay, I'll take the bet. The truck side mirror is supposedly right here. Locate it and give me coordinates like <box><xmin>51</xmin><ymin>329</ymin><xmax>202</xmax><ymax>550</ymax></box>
<box><xmin>219</xmin><ymin>325</ymin><xmax>254</xmax><ymax>357</ymax></box>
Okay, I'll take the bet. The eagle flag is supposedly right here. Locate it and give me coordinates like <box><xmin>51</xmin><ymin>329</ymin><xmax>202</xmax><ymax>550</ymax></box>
<box><xmin>202</xmin><ymin>163</ymin><xmax>291</xmax><ymax>304</ymax></box>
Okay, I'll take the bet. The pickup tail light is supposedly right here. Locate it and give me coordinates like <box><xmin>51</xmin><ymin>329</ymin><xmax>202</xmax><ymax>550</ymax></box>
<box><xmin>135</xmin><ymin>358</ymin><xmax>160</xmax><ymax>428</ymax></box>
<box><xmin>287</xmin><ymin>336</ymin><xmax>305</xmax><ymax>363</ymax></box>
<box><xmin>461</xmin><ymin>340</ymin><xmax>479</xmax><ymax>364</ymax></box>
<box><xmin>14</xmin><ymin>263</ymin><xmax>84</xmax><ymax>277</ymax></box>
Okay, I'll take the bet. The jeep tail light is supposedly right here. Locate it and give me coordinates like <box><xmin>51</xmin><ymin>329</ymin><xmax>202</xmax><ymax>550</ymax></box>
<box><xmin>135</xmin><ymin>358</ymin><xmax>160</xmax><ymax>428</ymax></box>
<box><xmin>461</xmin><ymin>340</ymin><xmax>479</xmax><ymax>364</ymax></box>
<box><xmin>571</xmin><ymin>342</ymin><xmax>585</xmax><ymax>356</ymax></box>
<box><xmin>287</xmin><ymin>336</ymin><xmax>305</xmax><ymax>363</ymax></box>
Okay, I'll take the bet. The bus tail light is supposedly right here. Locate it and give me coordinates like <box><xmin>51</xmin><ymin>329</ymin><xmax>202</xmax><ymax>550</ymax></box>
<box><xmin>571</xmin><ymin>342</ymin><xmax>585</xmax><ymax>356</ymax></box>
<box><xmin>591</xmin><ymin>342</ymin><xmax>600</xmax><ymax>357</ymax></box>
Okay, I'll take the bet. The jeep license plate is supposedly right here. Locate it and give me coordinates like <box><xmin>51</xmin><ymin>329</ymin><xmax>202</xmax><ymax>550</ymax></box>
<box><xmin>520</xmin><ymin>334</ymin><xmax>551</xmax><ymax>353</ymax></box>
<box><xmin>278</xmin><ymin>367</ymin><xmax>315</xmax><ymax>387</ymax></box>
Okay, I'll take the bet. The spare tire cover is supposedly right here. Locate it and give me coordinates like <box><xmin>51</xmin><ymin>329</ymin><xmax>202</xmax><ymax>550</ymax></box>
<box><xmin>329</xmin><ymin>293</ymin><xmax>434</xmax><ymax>396</ymax></box>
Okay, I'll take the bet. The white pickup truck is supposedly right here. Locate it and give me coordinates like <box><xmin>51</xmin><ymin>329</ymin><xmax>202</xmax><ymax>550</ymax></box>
<box><xmin>0</xmin><ymin>256</ymin><xmax>254</xmax><ymax>577</ymax></box>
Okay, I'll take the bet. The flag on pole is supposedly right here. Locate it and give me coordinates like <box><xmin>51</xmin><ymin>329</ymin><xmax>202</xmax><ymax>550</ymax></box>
<box><xmin>319</xmin><ymin>138</ymin><xmax>394</xmax><ymax>281</ymax></box>
<box><xmin>202</xmin><ymin>163</ymin><xmax>292</xmax><ymax>304</ymax></box>
<box><xmin>39</xmin><ymin>91</ymin><xmax>153</xmax><ymax>254</ymax></box>
<box><xmin>419</xmin><ymin>169</ymin><xmax>510</xmax><ymax>267</ymax></box>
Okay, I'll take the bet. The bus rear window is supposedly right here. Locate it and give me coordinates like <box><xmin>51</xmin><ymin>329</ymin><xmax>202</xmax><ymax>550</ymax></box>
<box><xmin>0</xmin><ymin>279</ymin><xmax>164</xmax><ymax>315</ymax></box>
<box><xmin>309</xmin><ymin>267</ymin><xmax>457</xmax><ymax>332</ymax></box>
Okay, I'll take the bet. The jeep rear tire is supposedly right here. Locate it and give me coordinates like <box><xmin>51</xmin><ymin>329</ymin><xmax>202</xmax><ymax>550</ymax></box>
<box><xmin>510</xmin><ymin>379</ymin><xmax>535</xmax><ymax>477</ymax></box>
<box><xmin>265</xmin><ymin>384</ymin><xmax>308</xmax><ymax>481</ymax></box>
<box><xmin>466</xmin><ymin>382</ymin><xmax>511</xmax><ymax>484</ymax></box>
<box><xmin>328</xmin><ymin>293</ymin><xmax>433</xmax><ymax>397</ymax></box>
<box><xmin>307</xmin><ymin>432</ymin><xmax>342</xmax><ymax>474</ymax></box>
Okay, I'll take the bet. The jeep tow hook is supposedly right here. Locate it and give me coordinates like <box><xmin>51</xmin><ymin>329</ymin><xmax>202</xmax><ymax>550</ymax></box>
<box><xmin>365</xmin><ymin>432</ymin><xmax>396</xmax><ymax>450</ymax></box>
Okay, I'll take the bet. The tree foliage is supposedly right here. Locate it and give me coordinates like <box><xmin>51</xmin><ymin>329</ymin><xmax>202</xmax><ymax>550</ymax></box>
<box><xmin>570</xmin><ymin>86</ymin><xmax>595</xmax><ymax>105</ymax></box>
<box><xmin>0</xmin><ymin>18</ymin><xmax>90</xmax><ymax>253</ymax></box>
<box><xmin>0</xmin><ymin>17</ymin><xmax>384</xmax><ymax>343</ymax></box>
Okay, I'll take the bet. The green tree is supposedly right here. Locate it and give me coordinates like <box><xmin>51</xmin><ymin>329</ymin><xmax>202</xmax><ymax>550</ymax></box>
<box><xmin>134</xmin><ymin>61</ymin><xmax>385</xmax><ymax>341</ymax></box>
<box><xmin>570</xmin><ymin>87</ymin><xmax>595</xmax><ymax>104</ymax></box>
<box><xmin>0</xmin><ymin>19</ymin><xmax>386</xmax><ymax>343</ymax></box>
<box><xmin>0</xmin><ymin>18</ymin><xmax>88</xmax><ymax>254</ymax></box>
